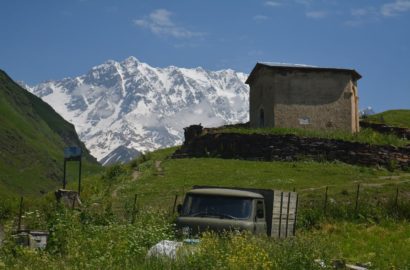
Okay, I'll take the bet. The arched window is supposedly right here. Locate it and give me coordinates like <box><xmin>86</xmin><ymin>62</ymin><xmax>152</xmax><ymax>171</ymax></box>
<box><xmin>259</xmin><ymin>108</ymin><xmax>265</xmax><ymax>128</ymax></box>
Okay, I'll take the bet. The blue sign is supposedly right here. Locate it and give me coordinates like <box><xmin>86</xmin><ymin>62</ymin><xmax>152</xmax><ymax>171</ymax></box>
<box><xmin>64</xmin><ymin>147</ymin><xmax>82</xmax><ymax>159</ymax></box>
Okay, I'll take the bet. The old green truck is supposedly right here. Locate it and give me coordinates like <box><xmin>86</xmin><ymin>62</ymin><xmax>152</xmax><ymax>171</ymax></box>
<box><xmin>176</xmin><ymin>186</ymin><xmax>298</xmax><ymax>238</ymax></box>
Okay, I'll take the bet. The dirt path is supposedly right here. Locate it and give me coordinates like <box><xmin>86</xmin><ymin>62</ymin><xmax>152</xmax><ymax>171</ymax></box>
<box><xmin>155</xmin><ymin>160</ymin><xmax>163</xmax><ymax>172</ymax></box>
<box><xmin>111</xmin><ymin>169</ymin><xmax>141</xmax><ymax>198</ymax></box>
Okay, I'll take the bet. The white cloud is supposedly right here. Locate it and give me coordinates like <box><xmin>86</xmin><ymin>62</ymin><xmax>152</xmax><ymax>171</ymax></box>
<box><xmin>294</xmin><ymin>0</ymin><xmax>311</xmax><ymax>6</ymax></box>
<box><xmin>134</xmin><ymin>9</ymin><xmax>204</xmax><ymax>39</ymax></box>
<box><xmin>345</xmin><ymin>7</ymin><xmax>379</xmax><ymax>26</ymax></box>
<box><xmin>265</xmin><ymin>1</ymin><xmax>281</xmax><ymax>7</ymax></box>
<box><xmin>149</xmin><ymin>9</ymin><xmax>173</xmax><ymax>26</ymax></box>
<box><xmin>305</xmin><ymin>10</ymin><xmax>328</xmax><ymax>19</ymax></box>
<box><xmin>253</xmin><ymin>15</ymin><xmax>269</xmax><ymax>21</ymax></box>
<box><xmin>351</xmin><ymin>8</ymin><xmax>371</xmax><ymax>17</ymax></box>
<box><xmin>381</xmin><ymin>0</ymin><xmax>410</xmax><ymax>16</ymax></box>
<box><xmin>345</xmin><ymin>1</ymin><xmax>410</xmax><ymax>26</ymax></box>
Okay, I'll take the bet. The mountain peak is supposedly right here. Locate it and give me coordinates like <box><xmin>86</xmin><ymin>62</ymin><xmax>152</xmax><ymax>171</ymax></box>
<box><xmin>122</xmin><ymin>56</ymin><xmax>140</xmax><ymax>65</ymax></box>
<box><xmin>29</xmin><ymin>57</ymin><xmax>250</xmax><ymax>164</ymax></box>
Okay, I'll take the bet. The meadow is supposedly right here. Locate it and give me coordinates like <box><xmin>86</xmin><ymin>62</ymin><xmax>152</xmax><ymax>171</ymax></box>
<box><xmin>1</xmin><ymin>145</ymin><xmax>409</xmax><ymax>269</ymax></box>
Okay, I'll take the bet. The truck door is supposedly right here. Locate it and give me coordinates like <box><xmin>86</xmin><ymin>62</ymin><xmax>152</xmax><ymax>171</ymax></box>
<box><xmin>254</xmin><ymin>200</ymin><xmax>267</xmax><ymax>235</ymax></box>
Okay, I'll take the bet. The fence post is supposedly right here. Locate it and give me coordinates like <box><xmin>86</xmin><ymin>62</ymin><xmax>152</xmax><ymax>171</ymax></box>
<box><xmin>324</xmin><ymin>186</ymin><xmax>328</xmax><ymax>216</ymax></box>
<box><xmin>354</xmin><ymin>184</ymin><xmax>361</xmax><ymax>217</ymax></box>
<box><xmin>394</xmin><ymin>187</ymin><xmax>399</xmax><ymax>213</ymax></box>
<box><xmin>278</xmin><ymin>192</ymin><xmax>284</xmax><ymax>238</ymax></box>
<box><xmin>63</xmin><ymin>159</ymin><xmax>67</xmax><ymax>189</ymax></box>
<box><xmin>285</xmin><ymin>192</ymin><xmax>291</xmax><ymax>237</ymax></box>
<box><xmin>17</xmin><ymin>196</ymin><xmax>24</xmax><ymax>232</ymax></box>
<box><xmin>172</xmin><ymin>194</ymin><xmax>179</xmax><ymax>214</ymax></box>
<box><xmin>293</xmin><ymin>193</ymin><xmax>299</xmax><ymax>236</ymax></box>
<box><xmin>131</xmin><ymin>194</ymin><xmax>138</xmax><ymax>224</ymax></box>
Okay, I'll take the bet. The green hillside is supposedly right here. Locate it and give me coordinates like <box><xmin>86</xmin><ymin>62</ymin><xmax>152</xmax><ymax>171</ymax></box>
<box><xmin>0</xmin><ymin>70</ymin><xmax>100</xmax><ymax>196</ymax></box>
<box><xmin>1</xmin><ymin>104</ymin><xmax>409</xmax><ymax>269</ymax></box>
<box><xmin>36</xmin><ymin>148</ymin><xmax>410</xmax><ymax>267</ymax></box>
<box><xmin>1</xmin><ymin>145</ymin><xmax>409</xmax><ymax>268</ymax></box>
<box><xmin>363</xmin><ymin>109</ymin><xmax>410</xmax><ymax>128</ymax></box>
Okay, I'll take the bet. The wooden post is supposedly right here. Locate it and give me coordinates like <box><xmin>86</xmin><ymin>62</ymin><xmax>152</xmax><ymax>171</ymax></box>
<box><xmin>131</xmin><ymin>194</ymin><xmax>138</xmax><ymax>224</ymax></box>
<box><xmin>63</xmin><ymin>159</ymin><xmax>67</xmax><ymax>189</ymax></box>
<box><xmin>293</xmin><ymin>193</ymin><xmax>299</xmax><ymax>236</ymax></box>
<box><xmin>271</xmin><ymin>190</ymin><xmax>275</xmax><ymax>237</ymax></box>
<box><xmin>278</xmin><ymin>192</ymin><xmax>284</xmax><ymax>238</ymax></box>
<box><xmin>172</xmin><ymin>194</ymin><xmax>178</xmax><ymax>214</ymax></box>
<box><xmin>354</xmin><ymin>184</ymin><xmax>361</xmax><ymax>216</ymax></box>
<box><xmin>17</xmin><ymin>196</ymin><xmax>23</xmax><ymax>232</ymax></box>
<box><xmin>78</xmin><ymin>158</ymin><xmax>82</xmax><ymax>195</ymax></box>
<box><xmin>394</xmin><ymin>187</ymin><xmax>399</xmax><ymax>212</ymax></box>
<box><xmin>324</xmin><ymin>186</ymin><xmax>328</xmax><ymax>216</ymax></box>
<box><xmin>285</xmin><ymin>192</ymin><xmax>291</xmax><ymax>237</ymax></box>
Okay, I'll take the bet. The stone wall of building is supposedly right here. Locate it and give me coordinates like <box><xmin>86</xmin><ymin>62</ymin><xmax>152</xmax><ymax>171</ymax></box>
<box><xmin>249</xmin><ymin>67</ymin><xmax>359</xmax><ymax>133</ymax></box>
<box><xmin>173</xmin><ymin>126</ymin><xmax>410</xmax><ymax>169</ymax></box>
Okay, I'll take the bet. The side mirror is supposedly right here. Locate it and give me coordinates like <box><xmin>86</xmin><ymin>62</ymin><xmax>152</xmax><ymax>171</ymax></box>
<box><xmin>177</xmin><ymin>204</ymin><xmax>183</xmax><ymax>214</ymax></box>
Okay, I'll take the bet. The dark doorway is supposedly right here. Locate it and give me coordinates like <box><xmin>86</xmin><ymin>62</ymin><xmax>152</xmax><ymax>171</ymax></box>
<box><xmin>259</xmin><ymin>108</ymin><xmax>265</xmax><ymax>128</ymax></box>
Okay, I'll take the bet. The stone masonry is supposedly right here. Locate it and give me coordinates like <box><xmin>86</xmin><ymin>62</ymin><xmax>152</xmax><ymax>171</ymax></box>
<box><xmin>173</xmin><ymin>125</ymin><xmax>410</xmax><ymax>170</ymax></box>
<box><xmin>246</xmin><ymin>63</ymin><xmax>361</xmax><ymax>133</ymax></box>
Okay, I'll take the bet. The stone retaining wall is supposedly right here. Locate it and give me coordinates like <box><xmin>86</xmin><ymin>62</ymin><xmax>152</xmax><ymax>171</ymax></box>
<box><xmin>174</xmin><ymin>125</ymin><xmax>410</xmax><ymax>169</ymax></box>
<box><xmin>360</xmin><ymin>121</ymin><xmax>410</xmax><ymax>140</ymax></box>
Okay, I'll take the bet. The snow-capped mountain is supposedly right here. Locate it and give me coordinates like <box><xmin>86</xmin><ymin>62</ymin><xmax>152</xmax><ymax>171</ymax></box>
<box><xmin>28</xmin><ymin>57</ymin><xmax>249</xmax><ymax>165</ymax></box>
<box><xmin>360</xmin><ymin>106</ymin><xmax>376</xmax><ymax>117</ymax></box>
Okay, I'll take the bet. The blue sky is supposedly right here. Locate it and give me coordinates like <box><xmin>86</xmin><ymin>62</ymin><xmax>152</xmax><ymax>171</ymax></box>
<box><xmin>1</xmin><ymin>0</ymin><xmax>409</xmax><ymax>112</ymax></box>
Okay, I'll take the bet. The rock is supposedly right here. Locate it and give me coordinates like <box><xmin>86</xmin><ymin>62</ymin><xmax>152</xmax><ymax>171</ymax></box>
<box><xmin>13</xmin><ymin>230</ymin><xmax>49</xmax><ymax>249</ymax></box>
<box><xmin>55</xmin><ymin>189</ymin><xmax>82</xmax><ymax>208</ymax></box>
<box><xmin>147</xmin><ymin>240</ymin><xmax>183</xmax><ymax>259</ymax></box>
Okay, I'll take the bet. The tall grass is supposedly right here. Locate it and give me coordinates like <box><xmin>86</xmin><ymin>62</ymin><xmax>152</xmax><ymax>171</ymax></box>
<box><xmin>0</xmin><ymin>207</ymin><xmax>174</xmax><ymax>269</ymax></box>
<box><xmin>1</xmin><ymin>148</ymin><xmax>410</xmax><ymax>269</ymax></box>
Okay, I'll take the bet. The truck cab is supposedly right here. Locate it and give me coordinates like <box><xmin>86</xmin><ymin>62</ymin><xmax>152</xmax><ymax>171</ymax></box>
<box><xmin>176</xmin><ymin>188</ymin><xmax>267</xmax><ymax>236</ymax></box>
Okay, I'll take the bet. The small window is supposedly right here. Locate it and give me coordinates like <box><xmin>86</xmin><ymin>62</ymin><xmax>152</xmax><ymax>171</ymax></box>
<box><xmin>256</xmin><ymin>200</ymin><xmax>264</xmax><ymax>219</ymax></box>
<box><xmin>298</xmin><ymin>117</ymin><xmax>310</xmax><ymax>125</ymax></box>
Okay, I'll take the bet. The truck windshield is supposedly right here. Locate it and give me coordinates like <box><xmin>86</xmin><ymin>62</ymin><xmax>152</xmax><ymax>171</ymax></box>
<box><xmin>181</xmin><ymin>194</ymin><xmax>252</xmax><ymax>219</ymax></box>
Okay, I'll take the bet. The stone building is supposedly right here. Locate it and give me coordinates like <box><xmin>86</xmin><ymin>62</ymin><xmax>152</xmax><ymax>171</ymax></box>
<box><xmin>246</xmin><ymin>63</ymin><xmax>362</xmax><ymax>133</ymax></box>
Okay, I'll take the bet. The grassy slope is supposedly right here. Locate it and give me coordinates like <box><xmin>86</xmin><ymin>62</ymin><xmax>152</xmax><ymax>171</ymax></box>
<box><xmin>115</xmin><ymin>148</ymin><xmax>408</xmax><ymax>209</ymax></box>
<box><xmin>91</xmin><ymin>147</ymin><xmax>410</xmax><ymax>268</ymax></box>
<box><xmin>2</xmin><ymin>145</ymin><xmax>409</xmax><ymax>268</ymax></box>
<box><xmin>363</xmin><ymin>109</ymin><xmax>410</xmax><ymax>128</ymax></box>
<box><xmin>57</xmin><ymin>109</ymin><xmax>409</xmax><ymax>268</ymax></box>
<box><xmin>0</xmin><ymin>70</ymin><xmax>100</xmax><ymax>197</ymax></box>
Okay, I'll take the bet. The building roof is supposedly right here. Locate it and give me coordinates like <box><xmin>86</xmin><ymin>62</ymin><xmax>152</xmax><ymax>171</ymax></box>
<box><xmin>245</xmin><ymin>62</ymin><xmax>362</xmax><ymax>85</ymax></box>
<box><xmin>187</xmin><ymin>188</ymin><xmax>264</xmax><ymax>198</ymax></box>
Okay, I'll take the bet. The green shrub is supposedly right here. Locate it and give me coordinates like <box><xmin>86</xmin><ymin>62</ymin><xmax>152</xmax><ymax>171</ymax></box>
<box><xmin>1</xmin><ymin>207</ymin><xmax>174</xmax><ymax>269</ymax></box>
<box><xmin>297</xmin><ymin>208</ymin><xmax>323</xmax><ymax>229</ymax></box>
<box><xmin>103</xmin><ymin>164</ymin><xmax>128</xmax><ymax>181</ymax></box>
<box><xmin>176</xmin><ymin>231</ymin><xmax>335</xmax><ymax>270</ymax></box>
<box><xmin>0</xmin><ymin>197</ymin><xmax>15</xmax><ymax>221</ymax></box>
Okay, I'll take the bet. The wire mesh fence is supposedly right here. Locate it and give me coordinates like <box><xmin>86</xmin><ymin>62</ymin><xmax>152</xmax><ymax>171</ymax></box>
<box><xmin>120</xmin><ymin>178</ymin><xmax>410</xmax><ymax>228</ymax></box>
